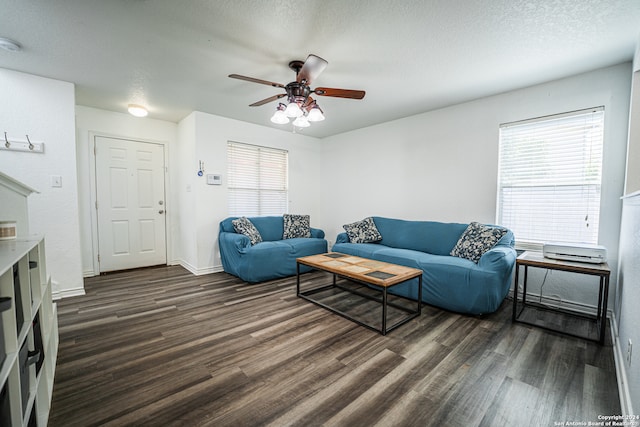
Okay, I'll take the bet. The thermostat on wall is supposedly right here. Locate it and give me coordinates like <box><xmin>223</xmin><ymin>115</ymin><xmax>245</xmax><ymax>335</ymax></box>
<box><xmin>206</xmin><ymin>174</ymin><xmax>222</xmax><ymax>185</ymax></box>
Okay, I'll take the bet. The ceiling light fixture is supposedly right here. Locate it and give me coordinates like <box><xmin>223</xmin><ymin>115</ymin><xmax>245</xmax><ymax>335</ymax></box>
<box><xmin>306</xmin><ymin>104</ymin><xmax>325</xmax><ymax>122</ymax></box>
<box><xmin>271</xmin><ymin>98</ymin><xmax>324</xmax><ymax>128</ymax></box>
<box><xmin>127</xmin><ymin>104</ymin><xmax>148</xmax><ymax>117</ymax></box>
<box><xmin>270</xmin><ymin>103</ymin><xmax>289</xmax><ymax>124</ymax></box>
<box><xmin>292</xmin><ymin>115</ymin><xmax>310</xmax><ymax>128</ymax></box>
<box><xmin>0</xmin><ymin>37</ymin><xmax>22</xmax><ymax>52</ymax></box>
<box><xmin>231</xmin><ymin>55</ymin><xmax>364</xmax><ymax>131</ymax></box>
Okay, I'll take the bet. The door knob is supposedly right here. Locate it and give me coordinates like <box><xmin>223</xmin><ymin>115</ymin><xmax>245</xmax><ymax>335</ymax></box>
<box><xmin>159</xmin><ymin>210</ymin><xmax>165</xmax><ymax>214</ymax></box>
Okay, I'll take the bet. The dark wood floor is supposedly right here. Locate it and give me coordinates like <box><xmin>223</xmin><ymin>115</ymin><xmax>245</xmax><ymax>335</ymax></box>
<box><xmin>49</xmin><ymin>265</ymin><xmax>620</xmax><ymax>427</ymax></box>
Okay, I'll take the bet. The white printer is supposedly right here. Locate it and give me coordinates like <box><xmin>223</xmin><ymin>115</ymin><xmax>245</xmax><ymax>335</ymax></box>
<box><xmin>542</xmin><ymin>242</ymin><xmax>607</xmax><ymax>264</ymax></box>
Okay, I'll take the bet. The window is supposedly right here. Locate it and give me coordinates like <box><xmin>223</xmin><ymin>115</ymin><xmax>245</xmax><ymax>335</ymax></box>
<box><xmin>497</xmin><ymin>107</ymin><xmax>604</xmax><ymax>247</ymax></box>
<box><xmin>227</xmin><ymin>141</ymin><xmax>288</xmax><ymax>216</ymax></box>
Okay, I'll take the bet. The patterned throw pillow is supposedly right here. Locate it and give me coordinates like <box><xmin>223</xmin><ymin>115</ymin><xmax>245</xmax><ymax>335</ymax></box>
<box><xmin>343</xmin><ymin>217</ymin><xmax>383</xmax><ymax>243</ymax></box>
<box><xmin>283</xmin><ymin>214</ymin><xmax>311</xmax><ymax>239</ymax></box>
<box><xmin>232</xmin><ymin>217</ymin><xmax>263</xmax><ymax>245</ymax></box>
<box><xmin>450</xmin><ymin>222</ymin><xmax>507</xmax><ymax>263</ymax></box>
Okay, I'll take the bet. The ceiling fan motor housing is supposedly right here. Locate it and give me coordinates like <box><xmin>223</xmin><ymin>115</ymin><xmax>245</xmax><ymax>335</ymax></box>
<box><xmin>285</xmin><ymin>82</ymin><xmax>310</xmax><ymax>103</ymax></box>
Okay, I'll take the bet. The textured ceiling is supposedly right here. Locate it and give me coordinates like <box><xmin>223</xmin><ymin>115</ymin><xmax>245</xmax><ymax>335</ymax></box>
<box><xmin>1</xmin><ymin>0</ymin><xmax>639</xmax><ymax>138</ymax></box>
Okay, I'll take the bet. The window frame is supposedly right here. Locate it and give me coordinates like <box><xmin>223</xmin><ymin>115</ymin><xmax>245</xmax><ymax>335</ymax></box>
<box><xmin>227</xmin><ymin>141</ymin><xmax>289</xmax><ymax>217</ymax></box>
<box><xmin>496</xmin><ymin>106</ymin><xmax>605</xmax><ymax>250</ymax></box>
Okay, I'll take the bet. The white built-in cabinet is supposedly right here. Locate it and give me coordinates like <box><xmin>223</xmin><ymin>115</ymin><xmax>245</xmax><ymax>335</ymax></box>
<box><xmin>0</xmin><ymin>172</ymin><xmax>58</xmax><ymax>426</ymax></box>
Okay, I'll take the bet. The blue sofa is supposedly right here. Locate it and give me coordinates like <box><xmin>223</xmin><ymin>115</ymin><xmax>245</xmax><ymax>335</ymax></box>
<box><xmin>332</xmin><ymin>217</ymin><xmax>516</xmax><ymax>315</ymax></box>
<box><xmin>219</xmin><ymin>216</ymin><xmax>328</xmax><ymax>283</ymax></box>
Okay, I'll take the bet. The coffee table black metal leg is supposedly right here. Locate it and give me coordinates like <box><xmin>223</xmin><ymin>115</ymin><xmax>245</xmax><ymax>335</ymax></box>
<box><xmin>382</xmin><ymin>287</ymin><xmax>388</xmax><ymax>335</ymax></box>
<box><xmin>296</xmin><ymin>262</ymin><xmax>301</xmax><ymax>296</ymax></box>
<box><xmin>417</xmin><ymin>275</ymin><xmax>422</xmax><ymax>315</ymax></box>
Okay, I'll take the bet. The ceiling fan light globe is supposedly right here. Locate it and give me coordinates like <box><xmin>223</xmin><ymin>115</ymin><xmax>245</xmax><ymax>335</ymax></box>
<box><xmin>270</xmin><ymin>109</ymin><xmax>289</xmax><ymax>124</ymax></box>
<box><xmin>284</xmin><ymin>102</ymin><xmax>303</xmax><ymax>118</ymax></box>
<box><xmin>307</xmin><ymin>107</ymin><xmax>325</xmax><ymax>122</ymax></box>
<box><xmin>292</xmin><ymin>116</ymin><xmax>310</xmax><ymax>128</ymax></box>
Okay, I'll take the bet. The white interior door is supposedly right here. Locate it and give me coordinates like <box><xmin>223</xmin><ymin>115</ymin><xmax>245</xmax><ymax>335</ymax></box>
<box><xmin>95</xmin><ymin>136</ymin><xmax>167</xmax><ymax>272</ymax></box>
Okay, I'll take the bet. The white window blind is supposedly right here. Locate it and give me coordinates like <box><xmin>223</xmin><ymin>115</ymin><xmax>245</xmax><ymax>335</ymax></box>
<box><xmin>497</xmin><ymin>107</ymin><xmax>604</xmax><ymax>246</ymax></box>
<box><xmin>227</xmin><ymin>142</ymin><xmax>288</xmax><ymax>216</ymax></box>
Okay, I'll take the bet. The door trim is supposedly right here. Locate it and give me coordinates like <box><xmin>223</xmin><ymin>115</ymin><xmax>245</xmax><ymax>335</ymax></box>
<box><xmin>87</xmin><ymin>132</ymin><xmax>173</xmax><ymax>275</ymax></box>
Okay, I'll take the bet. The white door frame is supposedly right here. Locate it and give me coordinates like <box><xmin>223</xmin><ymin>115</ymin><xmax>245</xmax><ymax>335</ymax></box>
<box><xmin>87</xmin><ymin>132</ymin><xmax>173</xmax><ymax>275</ymax></box>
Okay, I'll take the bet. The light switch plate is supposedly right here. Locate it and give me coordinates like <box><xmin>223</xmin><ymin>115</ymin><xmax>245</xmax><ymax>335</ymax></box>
<box><xmin>51</xmin><ymin>175</ymin><xmax>62</xmax><ymax>187</ymax></box>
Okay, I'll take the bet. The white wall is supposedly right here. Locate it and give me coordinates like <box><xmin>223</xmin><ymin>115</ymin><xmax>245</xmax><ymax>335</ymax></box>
<box><xmin>175</xmin><ymin>111</ymin><xmax>323</xmax><ymax>274</ymax></box>
<box><xmin>75</xmin><ymin>106</ymin><xmax>178</xmax><ymax>278</ymax></box>
<box><xmin>321</xmin><ymin>62</ymin><xmax>632</xmax><ymax>310</ymax></box>
<box><xmin>614</xmin><ymin>34</ymin><xmax>640</xmax><ymax>416</ymax></box>
<box><xmin>615</xmin><ymin>193</ymin><xmax>640</xmax><ymax>415</ymax></box>
<box><xmin>0</xmin><ymin>68</ymin><xmax>83</xmax><ymax>297</ymax></box>
<box><xmin>175</xmin><ymin>112</ymin><xmax>198</xmax><ymax>272</ymax></box>
<box><xmin>624</xmin><ymin>70</ymin><xmax>640</xmax><ymax>195</ymax></box>
<box><xmin>623</xmin><ymin>29</ymin><xmax>640</xmax><ymax>195</ymax></box>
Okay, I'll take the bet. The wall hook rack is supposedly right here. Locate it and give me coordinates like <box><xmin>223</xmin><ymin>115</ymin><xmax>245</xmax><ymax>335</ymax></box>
<box><xmin>0</xmin><ymin>132</ymin><xmax>45</xmax><ymax>153</ymax></box>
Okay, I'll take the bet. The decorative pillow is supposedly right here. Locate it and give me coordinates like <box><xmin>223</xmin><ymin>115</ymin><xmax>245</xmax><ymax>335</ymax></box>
<box><xmin>450</xmin><ymin>222</ymin><xmax>508</xmax><ymax>263</ymax></box>
<box><xmin>283</xmin><ymin>214</ymin><xmax>311</xmax><ymax>239</ymax></box>
<box><xmin>343</xmin><ymin>217</ymin><xmax>382</xmax><ymax>244</ymax></box>
<box><xmin>232</xmin><ymin>217</ymin><xmax>263</xmax><ymax>245</ymax></box>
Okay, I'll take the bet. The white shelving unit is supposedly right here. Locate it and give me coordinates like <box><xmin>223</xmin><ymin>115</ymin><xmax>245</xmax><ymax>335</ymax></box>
<box><xmin>0</xmin><ymin>237</ymin><xmax>58</xmax><ymax>426</ymax></box>
<box><xmin>0</xmin><ymin>172</ymin><xmax>58</xmax><ymax>426</ymax></box>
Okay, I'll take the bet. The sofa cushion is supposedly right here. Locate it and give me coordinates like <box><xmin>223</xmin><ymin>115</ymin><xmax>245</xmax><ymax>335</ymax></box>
<box><xmin>373</xmin><ymin>217</ymin><xmax>468</xmax><ymax>256</ymax></box>
<box><xmin>450</xmin><ymin>222</ymin><xmax>508</xmax><ymax>263</ymax></box>
<box><xmin>283</xmin><ymin>214</ymin><xmax>311</xmax><ymax>239</ymax></box>
<box><xmin>343</xmin><ymin>217</ymin><xmax>383</xmax><ymax>243</ymax></box>
<box><xmin>332</xmin><ymin>242</ymin><xmax>386</xmax><ymax>259</ymax></box>
<box><xmin>232</xmin><ymin>217</ymin><xmax>262</xmax><ymax>245</ymax></box>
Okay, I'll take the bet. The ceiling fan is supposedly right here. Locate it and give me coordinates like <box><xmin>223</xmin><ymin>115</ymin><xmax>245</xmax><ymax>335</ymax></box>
<box><xmin>228</xmin><ymin>54</ymin><xmax>365</xmax><ymax>127</ymax></box>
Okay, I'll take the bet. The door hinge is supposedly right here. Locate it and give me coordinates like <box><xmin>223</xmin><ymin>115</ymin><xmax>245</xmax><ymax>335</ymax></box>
<box><xmin>95</xmin><ymin>201</ymin><xmax>98</xmax><ymax>210</ymax></box>
<box><xmin>94</xmin><ymin>144</ymin><xmax>96</xmax><ymax>156</ymax></box>
<box><xmin>97</xmin><ymin>254</ymin><xmax>100</xmax><ymax>262</ymax></box>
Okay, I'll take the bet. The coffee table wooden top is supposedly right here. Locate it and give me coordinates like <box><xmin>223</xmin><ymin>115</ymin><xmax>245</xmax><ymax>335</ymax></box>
<box><xmin>297</xmin><ymin>252</ymin><xmax>422</xmax><ymax>287</ymax></box>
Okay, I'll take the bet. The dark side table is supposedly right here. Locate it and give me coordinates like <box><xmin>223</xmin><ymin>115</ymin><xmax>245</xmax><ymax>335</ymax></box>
<box><xmin>512</xmin><ymin>251</ymin><xmax>610</xmax><ymax>344</ymax></box>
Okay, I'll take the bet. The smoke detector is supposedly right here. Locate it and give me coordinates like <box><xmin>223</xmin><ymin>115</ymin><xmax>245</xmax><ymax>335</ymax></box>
<box><xmin>0</xmin><ymin>38</ymin><xmax>22</xmax><ymax>52</ymax></box>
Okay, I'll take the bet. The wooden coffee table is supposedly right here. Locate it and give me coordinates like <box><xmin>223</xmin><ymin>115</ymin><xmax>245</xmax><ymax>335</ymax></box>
<box><xmin>296</xmin><ymin>252</ymin><xmax>423</xmax><ymax>335</ymax></box>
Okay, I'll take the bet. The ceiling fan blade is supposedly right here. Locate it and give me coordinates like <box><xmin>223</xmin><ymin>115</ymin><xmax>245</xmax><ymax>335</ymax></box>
<box><xmin>314</xmin><ymin>87</ymin><xmax>366</xmax><ymax>99</ymax></box>
<box><xmin>249</xmin><ymin>93</ymin><xmax>286</xmax><ymax>107</ymax></box>
<box><xmin>229</xmin><ymin>74</ymin><xmax>285</xmax><ymax>88</ymax></box>
<box><xmin>297</xmin><ymin>54</ymin><xmax>328</xmax><ymax>85</ymax></box>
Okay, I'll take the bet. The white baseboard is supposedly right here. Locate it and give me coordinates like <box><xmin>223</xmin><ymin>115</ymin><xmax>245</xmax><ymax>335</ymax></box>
<box><xmin>610</xmin><ymin>316</ymin><xmax>634</xmax><ymax>416</ymax></box>
<box><xmin>53</xmin><ymin>287</ymin><xmax>86</xmax><ymax>300</ymax></box>
<box><xmin>178</xmin><ymin>260</ymin><xmax>223</xmax><ymax>276</ymax></box>
<box><xmin>82</xmin><ymin>261</ymin><xmax>220</xmax><ymax>278</ymax></box>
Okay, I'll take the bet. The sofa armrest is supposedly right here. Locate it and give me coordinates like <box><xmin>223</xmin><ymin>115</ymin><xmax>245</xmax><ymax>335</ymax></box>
<box><xmin>310</xmin><ymin>227</ymin><xmax>325</xmax><ymax>239</ymax></box>
<box><xmin>219</xmin><ymin>231</ymin><xmax>252</xmax><ymax>253</ymax></box>
<box><xmin>478</xmin><ymin>246</ymin><xmax>516</xmax><ymax>271</ymax></box>
<box><xmin>336</xmin><ymin>232</ymin><xmax>349</xmax><ymax>244</ymax></box>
